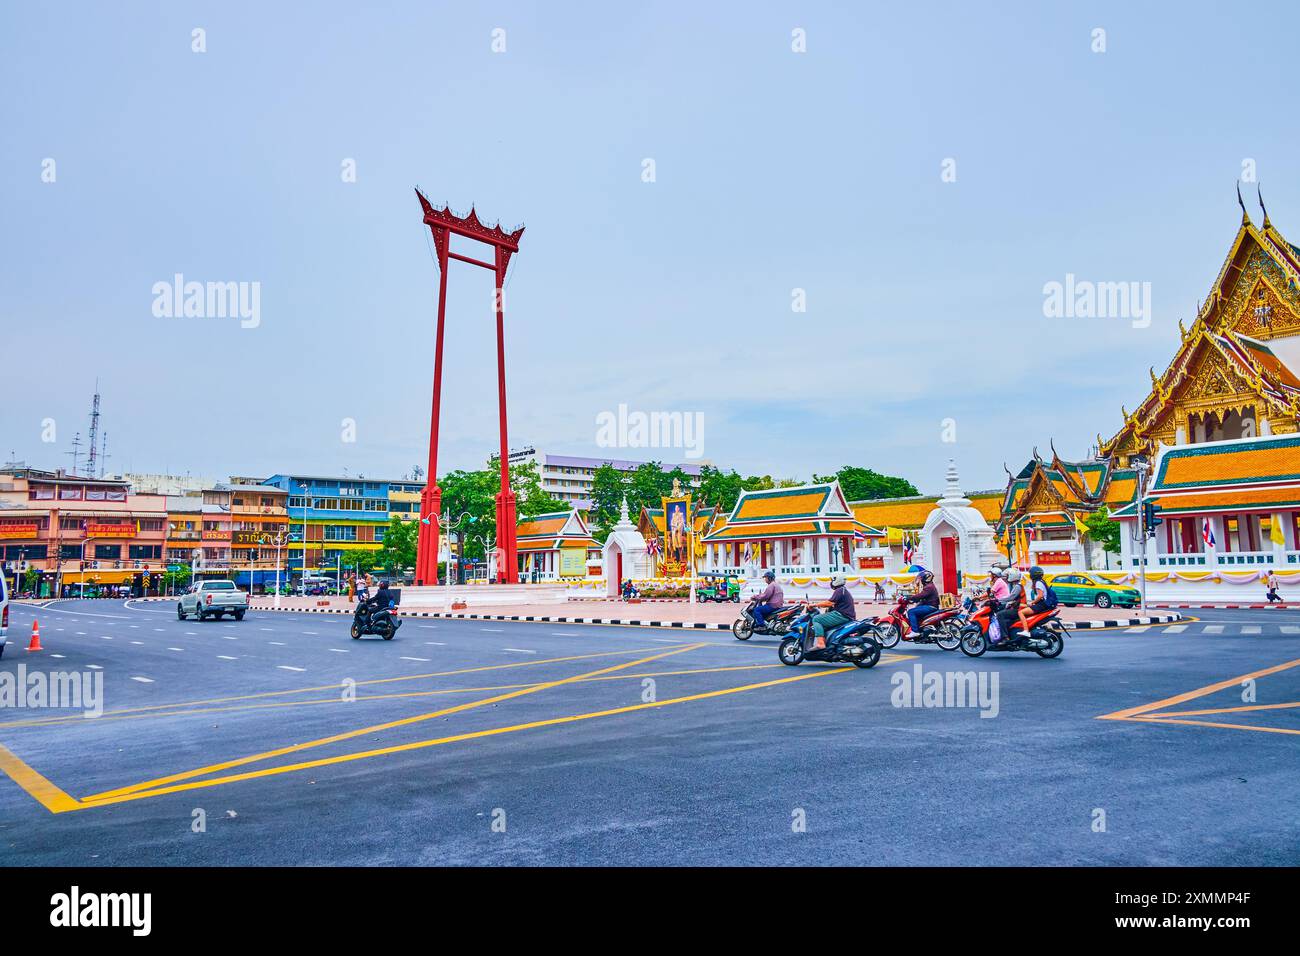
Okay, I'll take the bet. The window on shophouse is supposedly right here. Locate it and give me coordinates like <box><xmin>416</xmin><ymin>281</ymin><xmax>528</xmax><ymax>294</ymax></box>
<box><xmin>60</xmin><ymin>545</ymin><xmax>81</xmax><ymax>560</ymax></box>
<box><xmin>5</xmin><ymin>545</ymin><xmax>48</xmax><ymax>560</ymax></box>
<box><xmin>323</xmin><ymin>526</ymin><xmax>358</xmax><ymax>541</ymax></box>
<box><xmin>138</xmin><ymin>519</ymin><xmax>164</xmax><ymax>531</ymax></box>
<box><xmin>95</xmin><ymin>544</ymin><xmax>120</xmax><ymax>560</ymax></box>
<box><xmin>129</xmin><ymin>545</ymin><xmax>163</xmax><ymax>560</ymax></box>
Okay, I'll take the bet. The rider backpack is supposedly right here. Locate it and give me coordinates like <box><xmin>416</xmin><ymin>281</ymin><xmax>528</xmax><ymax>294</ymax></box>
<box><xmin>1041</xmin><ymin>583</ymin><xmax>1059</xmax><ymax>610</ymax></box>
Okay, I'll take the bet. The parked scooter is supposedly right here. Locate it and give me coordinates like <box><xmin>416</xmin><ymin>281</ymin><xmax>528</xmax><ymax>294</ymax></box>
<box><xmin>958</xmin><ymin>597</ymin><xmax>1064</xmax><ymax>658</ymax></box>
<box><xmin>777</xmin><ymin>604</ymin><xmax>881</xmax><ymax>668</ymax></box>
<box><xmin>732</xmin><ymin>599</ymin><xmax>803</xmax><ymax>641</ymax></box>
<box><xmin>870</xmin><ymin>595</ymin><xmax>963</xmax><ymax>650</ymax></box>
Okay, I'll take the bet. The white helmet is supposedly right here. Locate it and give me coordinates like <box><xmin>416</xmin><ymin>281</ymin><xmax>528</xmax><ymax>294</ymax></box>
<box><xmin>1004</xmin><ymin>568</ymin><xmax>1022</xmax><ymax>584</ymax></box>
<box><xmin>829</xmin><ymin>573</ymin><xmax>847</xmax><ymax>587</ymax></box>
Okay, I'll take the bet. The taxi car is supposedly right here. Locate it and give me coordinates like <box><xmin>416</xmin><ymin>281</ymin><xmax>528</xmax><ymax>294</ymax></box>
<box><xmin>1045</xmin><ymin>572</ymin><xmax>1140</xmax><ymax>609</ymax></box>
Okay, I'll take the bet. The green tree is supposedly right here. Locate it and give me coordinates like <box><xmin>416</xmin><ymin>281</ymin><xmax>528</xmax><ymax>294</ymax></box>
<box><xmin>1081</xmin><ymin>506</ymin><xmax>1121</xmax><ymax>555</ymax></box>
<box><xmin>813</xmin><ymin>466</ymin><xmax>919</xmax><ymax>501</ymax></box>
<box><xmin>696</xmin><ymin>465</ymin><xmax>745</xmax><ymax>512</ymax></box>
<box><xmin>22</xmin><ymin>567</ymin><xmax>39</xmax><ymax>594</ymax></box>
<box><xmin>439</xmin><ymin>468</ymin><xmax>497</xmax><ymax>583</ymax></box>
<box><xmin>340</xmin><ymin>548</ymin><xmax>380</xmax><ymax>575</ymax></box>
<box><xmin>378</xmin><ymin>516</ymin><xmax>418</xmax><ymax>574</ymax></box>
<box><xmin>588</xmin><ymin>462</ymin><xmax>626</xmax><ymax>539</ymax></box>
<box><xmin>162</xmin><ymin>564</ymin><xmax>191</xmax><ymax>594</ymax></box>
<box><xmin>627</xmin><ymin>461</ymin><xmax>670</xmax><ymax>517</ymax></box>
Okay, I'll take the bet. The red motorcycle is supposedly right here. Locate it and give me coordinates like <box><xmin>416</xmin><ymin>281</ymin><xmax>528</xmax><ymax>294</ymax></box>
<box><xmin>958</xmin><ymin>597</ymin><xmax>1065</xmax><ymax>658</ymax></box>
<box><xmin>870</xmin><ymin>595</ymin><xmax>963</xmax><ymax>651</ymax></box>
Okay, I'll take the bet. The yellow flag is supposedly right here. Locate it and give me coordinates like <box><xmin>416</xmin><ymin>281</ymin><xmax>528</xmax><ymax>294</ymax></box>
<box><xmin>1270</xmin><ymin>514</ymin><xmax>1285</xmax><ymax>546</ymax></box>
<box><xmin>1073</xmin><ymin>514</ymin><xmax>1090</xmax><ymax>536</ymax></box>
<box><xmin>886</xmin><ymin>526</ymin><xmax>903</xmax><ymax>544</ymax></box>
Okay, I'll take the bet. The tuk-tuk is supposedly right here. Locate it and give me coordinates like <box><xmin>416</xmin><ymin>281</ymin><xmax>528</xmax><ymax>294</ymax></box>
<box><xmin>696</xmin><ymin>573</ymin><xmax>741</xmax><ymax>603</ymax></box>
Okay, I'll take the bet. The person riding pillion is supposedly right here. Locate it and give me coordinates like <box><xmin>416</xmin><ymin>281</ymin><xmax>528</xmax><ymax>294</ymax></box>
<box><xmin>905</xmin><ymin>570</ymin><xmax>941</xmax><ymax>633</ymax></box>
<box><xmin>751</xmin><ymin>570</ymin><xmax>785</xmax><ymax>629</ymax></box>
<box><xmin>1016</xmin><ymin>566</ymin><xmax>1052</xmax><ymax>637</ymax></box>
<box><xmin>993</xmin><ymin>568</ymin><xmax>1025</xmax><ymax>643</ymax></box>
<box><xmin>809</xmin><ymin>573</ymin><xmax>856</xmax><ymax>648</ymax></box>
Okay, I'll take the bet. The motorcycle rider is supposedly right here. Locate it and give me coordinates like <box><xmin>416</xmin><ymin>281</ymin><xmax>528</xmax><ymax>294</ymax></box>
<box><xmin>809</xmin><ymin>573</ymin><xmax>855</xmax><ymax>649</ymax></box>
<box><xmin>993</xmin><ymin>568</ymin><xmax>1025</xmax><ymax>644</ymax></box>
<box><xmin>365</xmin><ymin>580</ymin><xmax>396</xmax><ymax>631</ymax></box>
<box><xmin>750</xmin><ymin>570</ymin><xmax>785</xmax><ymax>630</ymax></box>
<box><xmin>1016</xmin><ymin>566</ymin><xmax>1050</xmax><ymax>637</ymax></box>
<box><xmin>905</xmin><ymin>569</ymin><xmax>941</xmax><ymax>634</ymax></box>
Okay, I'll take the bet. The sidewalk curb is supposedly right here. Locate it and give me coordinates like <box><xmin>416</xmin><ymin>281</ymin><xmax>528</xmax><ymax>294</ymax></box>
<box><xmin>1149</xmin><ymin>603</ymin><xmax>1297</xmax><ymax>610</ymax></box>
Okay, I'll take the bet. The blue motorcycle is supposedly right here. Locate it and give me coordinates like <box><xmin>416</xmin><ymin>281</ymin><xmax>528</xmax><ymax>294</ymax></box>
<box><xmin>778</xmin><ymin>604</ymin><xmax>882</xmax><ymax>669</ymax></box>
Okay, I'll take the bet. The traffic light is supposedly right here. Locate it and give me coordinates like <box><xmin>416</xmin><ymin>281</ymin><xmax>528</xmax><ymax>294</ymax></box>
<box><xmin>1142</xmin><ymin>501</ymin><xmax>1163</xmax><ymax>535</ymax></box>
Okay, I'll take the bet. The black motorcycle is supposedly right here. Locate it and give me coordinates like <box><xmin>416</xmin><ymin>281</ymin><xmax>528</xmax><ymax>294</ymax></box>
<box><xmin>351</xmin><ymin>601</ymin><xmax>401</xmax><ymax>640</ymax></box>
<box><xmin>732</xmin><ymin>598</ymin><xmax>803</xmax><ymax>641</ymax></box>
<box><xmin>777</xmin><ymin>605</ymin><xmax>881</xmax><ymax>668</ymax></box>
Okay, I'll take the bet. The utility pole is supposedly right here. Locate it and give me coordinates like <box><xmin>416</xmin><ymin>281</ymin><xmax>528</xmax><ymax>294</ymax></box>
<box><xmin>1132</xmin><ymin>455</ymin><xmax>1150</xmax><ymax>613</ymax></box>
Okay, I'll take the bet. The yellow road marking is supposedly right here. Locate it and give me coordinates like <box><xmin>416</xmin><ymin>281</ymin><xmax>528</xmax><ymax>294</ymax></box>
<box><xmin>1143</xmin><ymin>701</ymin><xmax>1300</xmax><ymax>719</ymax></box>
<box><xmin>0</xmin><ymin>662</ymin><xmax>784</xmax><ymax>730</ymax></box>
<box><xmin>0</xmin><ymin>645</ymin><xmax>680</xmax><ymax>730</ymax></box>
<box><xmin>85</xmin><ymin>643</ymin><xmax>706</xmax><ymax>801</ymax></box>
<box><xmin>0</xmin><ymin>744</ymin><xmax>82</xmax><ymax>813</ymax></box>
<box><xmin>77</xmin><ymin>665</ymin><xmax>851</xmax><ymax>808</ymax></box>
<box><xmin>1128</xmin><ymin>717</ymin><xmax>1300</xmax><ymax>736</ymax></box>
<box><xmin>1097</xmin><ymin>658</ymin><xmax>1300</xmax><ymax>721</ymax></box>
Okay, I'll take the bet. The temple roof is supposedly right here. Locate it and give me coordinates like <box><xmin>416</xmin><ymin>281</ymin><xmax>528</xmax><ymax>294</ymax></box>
<box><xmin>703</xmin><ymin>481</ymin><xmax>874</xmax><ymax>541</ymax></box>
<box><xmin>1100</xmin><ymin>211</ymin><xmax>1300</xmax><ymax>459</ymax></box>
<box><xmin>851</xmin><ymin>491</ymin><xmax>1002</xmax><ymax>530</ymax></box>
<box><xmin>516</xmin><ymin>509</ymin><xmax>595</xmax><ymax>549</ymax></box>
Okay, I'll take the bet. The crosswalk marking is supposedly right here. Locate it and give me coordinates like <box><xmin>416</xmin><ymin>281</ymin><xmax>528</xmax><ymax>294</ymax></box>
<box><xmin>1163</xmin><ymin>624</ymin><xmax>1186</xmax><ymax>633</ymax></box>
<box><xmin>1282</xmin><ymin>625</ymin><xmax>1300</xmax><ymax>634</ymax></box>
<box><xmin>1126</xmin><ymin>626</ymin><xmax>1150</xmax><ymax>633</ymax></box>
<box><xmin>1203</xmin><ymin>625</ymin><xmax>1224</xmax><ymax>634</ymax></box>
<box><xmin>1241</xmin><ymin>626</ymin><xmax>1262</xmax><ymax>634</ymax></box>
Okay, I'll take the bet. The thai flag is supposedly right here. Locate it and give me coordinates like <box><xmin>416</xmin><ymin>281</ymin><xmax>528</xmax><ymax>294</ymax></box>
<box><xmin>646</xmin><ymin>536</ymin><xmax>660</xmax><ymax>556</ymax></box>
<box><xmin>1202</xmin><ymin>517</ymin><xmax>1215</xmax><ymax>549</ymax></box>
<box><xmin>902</xmin><ymin>537</ymin><xmax>914</xmax><ymax>565</ymax></box>
<box><xmin>853</xmin><ymin>528</ymin><xmax>865</xmax><ymax>544</ymax></box>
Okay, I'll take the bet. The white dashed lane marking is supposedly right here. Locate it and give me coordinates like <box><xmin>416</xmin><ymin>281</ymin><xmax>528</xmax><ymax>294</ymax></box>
<box><xmin>329</xmin><ymin>648</ymin><xmax>348</xmax><ymax>653</ymax></box>
<box><xmin>217</xmin><ymin>655</ymin><xmax>238</xmax><ymax>661</ymax></box>
<box><xmin>130</xmin><ymin>640</ymin><xmax>144</xmax><ymax>645</ymax></box>
<box><xmin>400</xmin><ymin>656</ymin><xmax>431</xmax><ymax>662</ymax></box>
<box><xmin>425</xmin><ymin>642</ymin><xmax>445</xmax><ymax>646</ymax></box>
<box><xmin>86</xmin><ymin>664</ymin><xmax>102</xmax><ymax>670</ymax></box>
<box><xmin>99</xmin><ymin>636</ymin><xmax>112</xmax><ymax>640</ymax></box>
<box><xmin>130</xmin><ymin>676</ymin><xmax>154</xmax><ymax>684</ymax></box>
<box><xmin>277</xmin><ymin>665</ymin><xmax>305</xmax><ymax>672</ymax></box>
<box><xmin>50</xmin><ymin>654</ymin><xmax>66</xmax><ymax>659</ymax></box>
<box><xmin>269</xmin><ymin>642</ymin><xmax>286</xmax><ymax>646</ymax></box>
<box><xmin>502</xmin><ymin>648</ymin><xmax>536</xmax><ymax>655</ymax></box>
<box><xmin>168</xmin><ymin>647</ymin><xmax>184</xmax><ymax>652</ymax></box>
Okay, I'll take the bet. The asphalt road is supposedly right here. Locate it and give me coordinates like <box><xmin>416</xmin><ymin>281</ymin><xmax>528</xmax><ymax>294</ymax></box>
<box><xmin>0</xmin><ymin>600</ymin><xmax>1296</xmax><ymax>866</ymax></box>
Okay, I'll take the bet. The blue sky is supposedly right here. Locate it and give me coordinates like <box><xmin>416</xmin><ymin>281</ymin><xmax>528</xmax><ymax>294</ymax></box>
<box><xmin>3</xmin><ymin>1</ymin><xmax>1299</xmax><ymax>495</ymax></box>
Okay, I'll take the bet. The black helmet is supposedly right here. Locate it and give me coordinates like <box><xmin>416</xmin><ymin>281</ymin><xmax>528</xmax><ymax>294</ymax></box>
<box><xmin>919</xmin><ymin>570</ymin><xmax>934</xmax><ymax>584</ymax></box>
<box><xmin>1028</xmin><ymin>566</ymin><xmax>1044</xmax><ymax>580</ymax></box>
<box><xmin>763</xmin><ymin>570</ymin><xmax>775</xmax><ymax>581</ymax></box>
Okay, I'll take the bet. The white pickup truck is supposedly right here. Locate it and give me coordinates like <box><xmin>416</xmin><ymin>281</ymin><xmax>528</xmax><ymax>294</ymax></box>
<box><xmin>178</xmin><ymin>580</ymin><xmax>249</xmax><ymax>621</ymax></box>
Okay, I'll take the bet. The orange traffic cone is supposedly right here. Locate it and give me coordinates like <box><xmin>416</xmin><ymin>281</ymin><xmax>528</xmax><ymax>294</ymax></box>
<box><xmin>27</xmin><ymin>619</ymin><xmax>43</xmax><ymax>652</ymax></box>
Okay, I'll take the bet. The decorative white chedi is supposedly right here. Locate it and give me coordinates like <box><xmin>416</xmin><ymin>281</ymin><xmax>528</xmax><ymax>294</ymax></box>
<box><xmin>600</xmin><ymin>495</ymin><xmax>651</xmax><ymax>595</ymax></box>
<box><xmin>916</xmin><ymin>459</ymin><xmax>1005</xmax><ymax>582</ymax></box>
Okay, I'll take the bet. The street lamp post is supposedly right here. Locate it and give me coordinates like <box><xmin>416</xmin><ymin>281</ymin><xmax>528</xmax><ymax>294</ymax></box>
<box><xmin>299</xmin><ymin>483</ymin><xmax>310</xmax><ymax>597</ymax></box>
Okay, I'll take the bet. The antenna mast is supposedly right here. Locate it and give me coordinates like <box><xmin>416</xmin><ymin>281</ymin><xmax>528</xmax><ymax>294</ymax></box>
<box><xmin>86</xmin><ymin>381</ymin><xmax>102</xmax><ymax>477</ymax></box>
